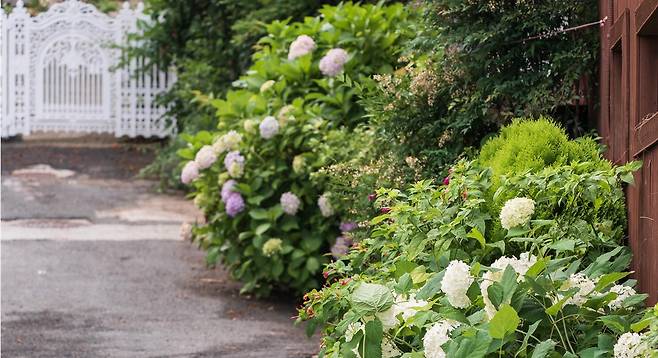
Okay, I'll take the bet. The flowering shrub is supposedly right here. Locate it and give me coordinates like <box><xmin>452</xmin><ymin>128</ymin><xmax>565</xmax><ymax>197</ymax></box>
<box><xmin>179</xmin><ymin>2</ymin><xmax>415</xmax><ymax>296</ymax></box>
<box><xmin>297</xmin><ymin>124</ymin><xmax>649</xmax><ymax>357</ymax></box>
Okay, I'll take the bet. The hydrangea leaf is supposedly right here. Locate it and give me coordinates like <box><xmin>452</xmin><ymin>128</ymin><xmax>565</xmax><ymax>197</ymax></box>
<box><xmin>530</xmin><ymin>340</ymin><xmax>556</xmax><ymax>358</ymax></box>
<box><xmin>362</xmin><ymin>319</ymin><xmax>383</xmax><ymax>358</ymax></box>
<box><xmin>488</xmin><ymin>304</ymin><xmax>520</xmax><ymax>339</ymax></box>
<box><xmin>350</xmin><ymin>283</ymin><xmax>394</xmax><ymax>315</ymax></box>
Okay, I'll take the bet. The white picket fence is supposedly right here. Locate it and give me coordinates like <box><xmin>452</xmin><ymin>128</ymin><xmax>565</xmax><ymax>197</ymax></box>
<box><xmin>1</xmin><ymin>0</ymin><xmax>176</xmax><ymax>138</ymax></box>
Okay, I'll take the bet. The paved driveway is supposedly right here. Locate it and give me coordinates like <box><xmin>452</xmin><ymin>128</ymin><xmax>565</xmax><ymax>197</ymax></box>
<box><xmin>1</xmin><ymin>138</ymin><xmax>317</xmax><ymax>357</ymax></box>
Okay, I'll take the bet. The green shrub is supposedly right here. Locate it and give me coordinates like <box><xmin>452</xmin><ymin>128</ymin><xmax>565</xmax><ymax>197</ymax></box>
<box><xmin>298</xmin><ymin>132</ymin><xmax>648</xmax><ymax>357</ymax></box>
<box><xmin>479</xmin><ymin>118</ymin><xmax>609</xmax><ymax>178</ymax></box>
<box><xmin>180</xmin><ymin>2</ymin><xmax>415</xmax><ymax>296</ymax></box>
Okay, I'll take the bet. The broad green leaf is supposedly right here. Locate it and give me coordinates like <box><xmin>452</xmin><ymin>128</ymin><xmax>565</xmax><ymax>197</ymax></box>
<box><xmin>416</xmin><ymin>271</ymin><xmax>445</xmax><ymax>300</ymax></box>
<box><xmin>467</xmin><ymin>227</ymin><xmax>486</xmax><ymax>249</ymax></box>
<box><xmin>530</xmin><ymin>340</ymin><xmax>556</xmax><ymax>358</ymax></box>
<box><xmin>362</xmin><ymin>319</ymin><xmax>383</xmax><ymax>358</ymax></box>
<box><xmin>488</xmin><ymin>304</ymin><xmax>520</xmax><ymax>339</ymax></box>
<box><xmin>594</xmin><ymin>272</ymin><xmax>630</xmax><ymax>292</ymax></box>
<box><xmin>350</xmin><ymin>283</ymin><xmax>394</xmax><ymax>315</ymax></box>
<box><xmin>254</xmin><ymin>223</ymin><xmax>271</xmax><ymax>236</ymax></box>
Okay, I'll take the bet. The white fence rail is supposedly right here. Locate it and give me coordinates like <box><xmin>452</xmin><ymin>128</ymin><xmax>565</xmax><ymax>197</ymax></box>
<box><xmin>1</xmin><ymin>0</ymin><xmax>176</xmax><ymax>138</ymax></box>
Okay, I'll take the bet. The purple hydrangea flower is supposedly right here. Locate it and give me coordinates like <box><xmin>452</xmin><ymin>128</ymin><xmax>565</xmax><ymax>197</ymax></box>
<box><xmin>221</xmin><ymin>179</ymin><xmax>237</xmax><ymax>202</ymax></box>
<box><xmin>280</xmin><ymin>192</ymin><xmax>301</xmax><ymax>215</ymax></box>
<box><xmin>339</xmin><ymin>221</ymin><xmax>358</xmax><ymax>233</ymax></box>
<box><xmin>225</xmin><ymin>192</ymin><xmax>245</xmax><ymax>217</ymax></box>
<box><xmin>331</xmin><ymin>236</ymin><xmax>353</xmax><ymax>259</ymax></box>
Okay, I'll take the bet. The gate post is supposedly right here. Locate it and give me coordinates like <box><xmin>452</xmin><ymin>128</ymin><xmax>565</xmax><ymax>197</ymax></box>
<box><xmin>3</xmin><ymin>0</ymin><xmax>31</xmax><ymax>137</ymax></box>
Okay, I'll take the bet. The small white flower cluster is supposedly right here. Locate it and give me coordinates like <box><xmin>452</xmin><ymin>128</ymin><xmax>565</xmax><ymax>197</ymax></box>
<box><xmin>381</xmin><ymin>338</ymin><xmax>402</xmax><ymax>358</ymax></box>
<box><xmin>259</xmin><ymin>116</ymin><xmax>280</xmax><ymax>139</ymax></box>
<box><xmin>376</xmin><ymin>295</ymin><xmax>428</xmax><ymax>330</ymax></box>
<box><xmin>280</xmin><ymin>192</ymin><xmax>301</xmax><ymax>215</ymax></box>
<box><xmin>212</xmin><ymin>130</ymin><xmax>242</xmax><ymax>154</ymax></box>
<box><xmin>559</xmin><ymin>273</ymin><xmax>596</xmax><ymax>307</ymax></box>
<box><xmin>440</xmin><ymin>260</ymin><xmax>473</xmax><ymax>309</ymax></box>
<box><xmin>319</xmin><ymin>48</ymin><xmax>349</xmax><ymax>77</ymax></box>
<box><xmin>288</xmin><ymin>35</ymin><xmax>316</xmax><ymax>60</ymax></box>
<box><xmin>262</xmin><ymin>238</ymin><xmax>283</xmax><ymax>257</ymax></box>
<box><xmin>423</xmin><ymin>320</ymin><xmax>460</xmax><ymax>358</ymax></box>
<box><xmin>344</xmin><ymin>321</ymin><xmax>363</xmax><ymax>342</ymax></box>
<box><xmin>318</xmin><ymin>193</ymin><xmax>334</xmax><ymax>217</ymax></box>
<box><xmin>500</xmin><ymin>197</ymin><xmax>536</xmax><ymax>230</ymax></box>
<box><xmin>613</xmin><ymin>332</ymin><xmax>650</xmax><ymax>358</ymax></box>
<box><xmin>194</xmin><ymin>145</ymin><xmax>217</xmax><ymax>169</ymax></box>
<box><xmin>608</xmin><ymin>284</ymin><xmax>636</xmax><ymax>310</ymax></box>
<box><xmin>481</xmin><ymin>253</ymin><xmax>537</xmax><ymax>319</ymax></box>
<box><xmin>181</xmin><ymin>161</ymin><xmax>200</xmax><ymax>184</ymax></box>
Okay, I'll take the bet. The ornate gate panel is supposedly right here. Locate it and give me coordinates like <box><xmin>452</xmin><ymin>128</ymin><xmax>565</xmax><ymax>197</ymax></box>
<box><xmin>1</xmin><ymin>0</ymin><xmax>176</xmax><ymax>138</ymax></box>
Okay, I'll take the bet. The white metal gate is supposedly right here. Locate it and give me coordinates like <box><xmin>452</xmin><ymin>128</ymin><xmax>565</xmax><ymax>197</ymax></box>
<box><xmin>1</xmin><ymin>0</ymin><xmax>176</xmax><ymax>138</ymax></box>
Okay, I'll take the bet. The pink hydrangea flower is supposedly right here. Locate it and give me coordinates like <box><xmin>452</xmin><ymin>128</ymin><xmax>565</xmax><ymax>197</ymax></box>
<box><xmin>319</xmin><ymin>48</ymin><xmax>348</xmax><ymax>77</ymax></box>
<box><xmin>288</xmin><ymin>35</ymin><xmax>316</xmax><ymax>60</ymax></box>
<box><xmin>180</xmin><ymin>161</ymin><xmax>200</xmax><ymax>184</ymax></box>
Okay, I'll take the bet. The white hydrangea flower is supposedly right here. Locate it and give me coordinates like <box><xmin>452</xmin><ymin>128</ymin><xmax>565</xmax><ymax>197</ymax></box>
<box><xmin>382</xmin><ymin>339</ymin><xmax>402</xmax><ymax>358</ymax></box>
<box><xmin>480</xmin><ymin>253</ymin><xmax>537</xmax><ymax>319</ymax></box>
<box><xmin>259</xmin><ymin>116</ymin><xmax>280</xmax><ymax>139</ymax></box>
<box><xmin>613</xmin><ymin>332</ymin><xmax>649</xmax><ymax>358</ymax></box>
<box><xmin>376</xmin><ymin>295</ymin><xmax>428</xmax><ymax>330</ymax></box>
<box><xmin>212</xmin><ymin>130</ymin><xmax>242</xmax><ymax>154</ymax></box>
<box><xmin>194</xmin><ymin>145</ymin><xmax>217</xmax><ymax>169</ymax></box>
<box><xmin>280</xmin><ymin>192</ymin><xmax>301</xmax><ymax>215</ymax></box>
<box><xmin>260</xmin><ymin>80</ymin><xmax>275</xmax><ymax>93</ymax></box>
<box><xmin>423</xmin><ymin>320</ymin><xmax>460</xmax><ymax>358</ymax></box>
<box><xmin>560</xmin><ymin>273</ymin><xmax>596</xmax><ymax>307</ymax></box>
<box><xmin>292</xmin><ymin>155</ymin><xmax>305</xmax><ymax>174</ymax></box>
<box><xmin>440</xmin><ymin>260</ymin><xmax>473</xmax><ymax>309</ymax></box>
<box><xmin>288</xmin><ymin>35</ymin><xmax>316</xmax><ymax>60</ymax></box>
<box><xmin>318</xmin><ymin>193</ymin><xmax>334</xmax><ymax>217</ymax></box>
<box><xmin>345</xmin><ymin>322</ymin><xmax>363</xmax><ymax>343</ymax></box>
<box><xmin>243</xmin><ymin>119</ymin><xmax>257</xmax><ymax>134</ymax></box>
<box><xmin>608</xmin><ymin>285</ymin><xmax>637</xmax><ymax>310</ymax></box>
<box><xmin>500</xmin><ymin>197</ymin><xmax>536</xmax><ymax>230</ymax></box>
<box><xmin>277</xmin><ymin>105</ymin><xmax>295</xmax><ymax>126</ymax></box>
<box><xmin>180</xmin><ymin>161</ymin><xmax>200</xmax><ymax>184</ymax></box>
<box><xmin>319</xmin><ymin>48</ymin><xmax>349</xmax><ymax>77</ymax></box>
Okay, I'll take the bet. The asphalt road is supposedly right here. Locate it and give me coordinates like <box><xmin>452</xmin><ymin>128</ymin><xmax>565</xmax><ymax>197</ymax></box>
<box><xmin>1</xmin><ymin>138</ymin><xmax>318</xmax><ymax>357</ymax></box>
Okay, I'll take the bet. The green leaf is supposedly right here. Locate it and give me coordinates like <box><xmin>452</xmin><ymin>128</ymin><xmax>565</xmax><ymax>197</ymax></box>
<box><xmin>599</xmin><ymin>315</ymin><xmax>627</xmax><ymax>333</ymax></box>
<box><xmin>545</xmin><ymin>294</ymin><xmax>570</xmax><ymax>316</ymax></box>
<box><xmin>530</xmin><ymin>340</ymin><xmax>556</xmax><ymax>358</ymax></box>
<box><xmin>362</xmin><ymin>319</ymin><xmax>383</xmax><ymax>358</ymax></box>
<box><xmin>306</xmin><ymin>257</ymin><xmax>320</xmax><ymax>273</ymax></box>
<box><xmin>488</xmin><ymin>304</ymin><xmax>520</xmax><ymax>339</ymax></box>
<box><xmin>350</xmin><ymin>283</ymin><xmax>394</xmax><ymax>315</ymax></box>
<box><xmin>505</xmin><ymin>227</ymin><xmax>529</xmax><ymax>238</ymax></box>
<box><xmin>467</xmin><ymin>227</ymin><xmax>486</xmax><ymax>249</ymax></box>
<box><xmin>630</xmin><ymin>318</ymin><xmax>651</xmax><ymax>332</ymax></box>
<box><xmin>254</xmin><ymin>223</ymin><xmax>271</xmax><ymax>236</ymax></box>
<box><xmin>416</xmin><ymin>271</ymin><xmax>445</xmax><ymax>300</ymax></box>
<box><xmin>548</xmin><ymin>239</ymin><xmax>576</xmax><ymax>252</ymax></box>
<box><xmin>451</xmin><ymin>330</ymin><xmax>492</xmax><ymax>358</ymax></box>
<box><xmin>249</xmin><ymin>209</ymin><xmax>269</xmax><ymax>220</ymax></box>
<box><xmin>594</xmin><ymin>272</ymin><xmax>630</xmax><ymax>292</ymax></box>
<box><xmin>394</xmin><ymin>273</ymin><xmax>413</xmax><ymax>293</ymax></box>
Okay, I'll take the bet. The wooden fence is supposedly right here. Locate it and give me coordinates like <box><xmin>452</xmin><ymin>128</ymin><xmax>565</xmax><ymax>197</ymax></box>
<box><xmin>598</xmin><ymin>0</ymin><xmax>658</xmax><ymax>304</ymax></box>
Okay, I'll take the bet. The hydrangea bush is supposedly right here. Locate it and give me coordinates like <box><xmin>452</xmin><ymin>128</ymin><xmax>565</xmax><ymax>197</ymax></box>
<box><xmin>297</xmin><ymin>122</ymin><xmax>651</xmax><ymax>357</ymax></box>
<box><xmin>178</xmin><ymin>2</ymin><xmax>415</xmax><ymax>296</ymax></box>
